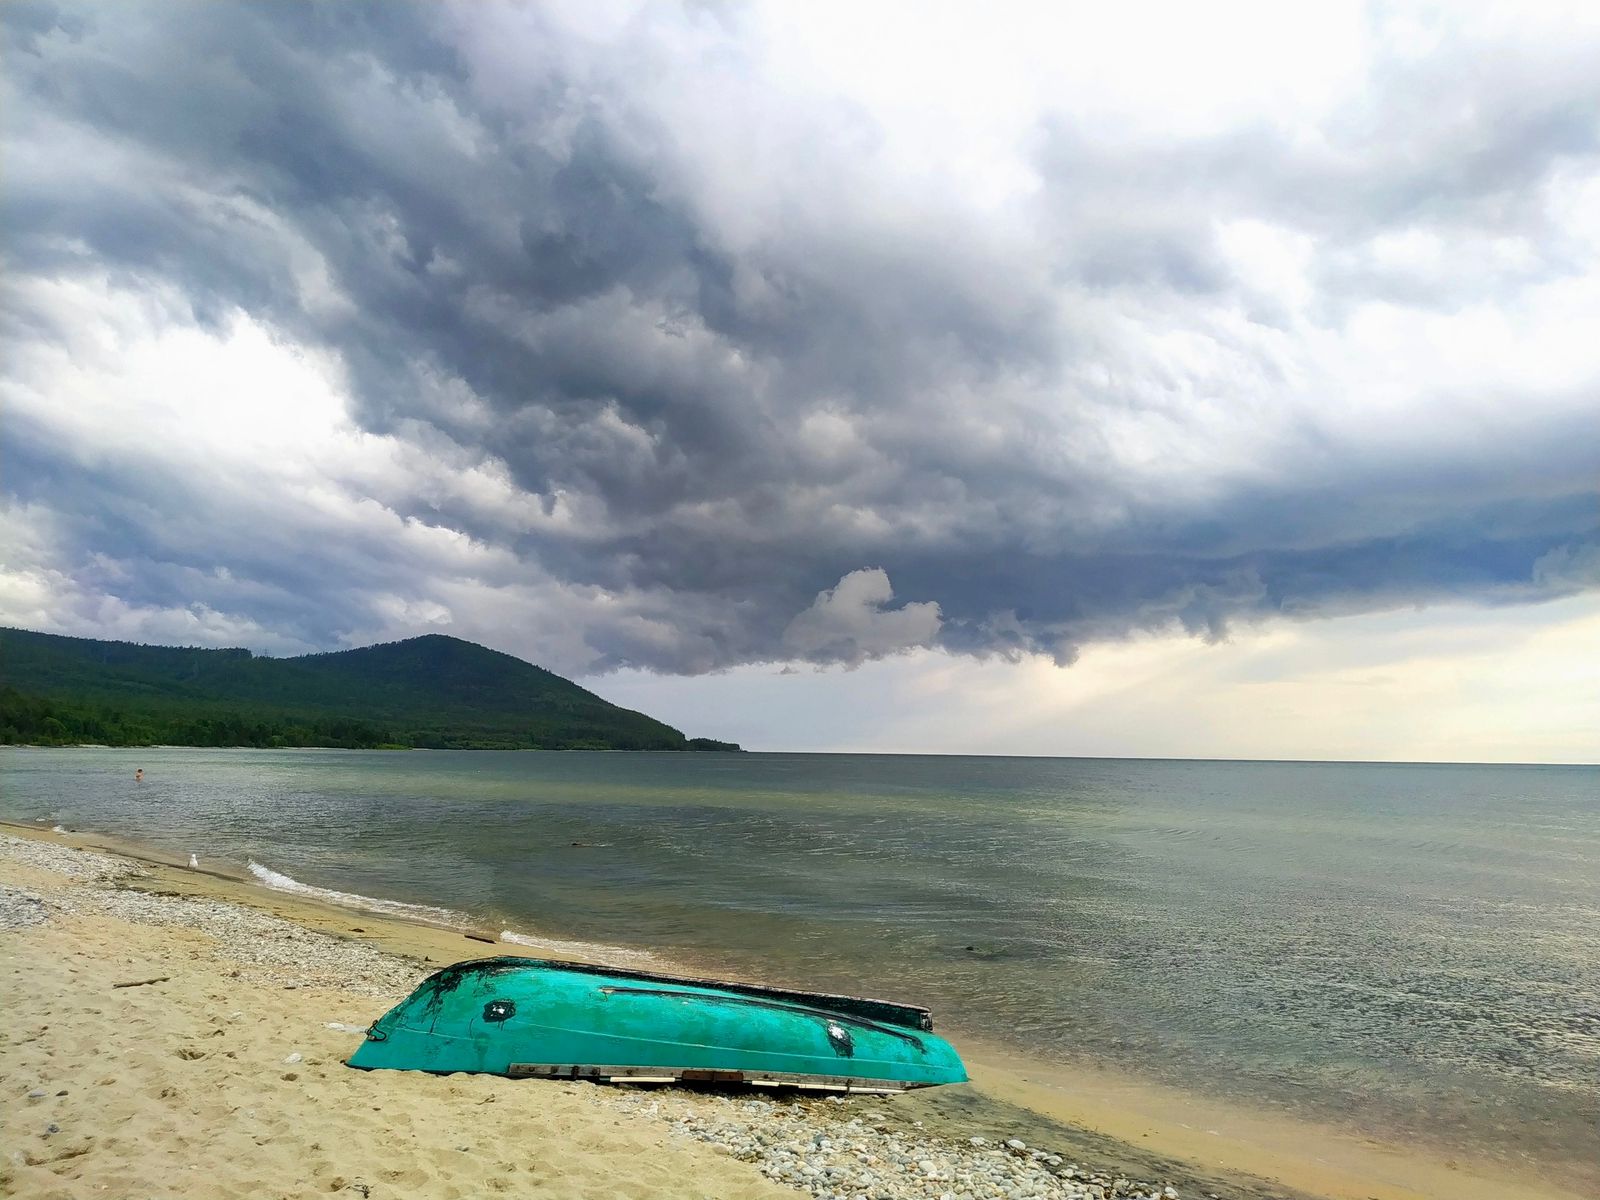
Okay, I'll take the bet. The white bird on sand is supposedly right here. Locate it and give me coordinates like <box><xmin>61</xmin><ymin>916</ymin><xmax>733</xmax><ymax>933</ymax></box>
<box><xmin>188</xmin><ymin>853</ymin><xmax>200</xmax><ymax>869</ymax></box>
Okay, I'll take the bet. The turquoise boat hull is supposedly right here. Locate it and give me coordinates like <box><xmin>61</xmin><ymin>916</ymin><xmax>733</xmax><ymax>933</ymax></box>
<box><xmin>348</xmin><ymin>957</ymin><xmax>967</xmax><ymax>1091</ymax></box>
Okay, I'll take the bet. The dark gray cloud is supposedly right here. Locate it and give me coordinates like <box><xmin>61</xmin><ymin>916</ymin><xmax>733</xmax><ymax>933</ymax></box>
<box><xmin>2</xmin><ymin>0</ymin><xmax>1597</xmax><ymax>675</ymax></box>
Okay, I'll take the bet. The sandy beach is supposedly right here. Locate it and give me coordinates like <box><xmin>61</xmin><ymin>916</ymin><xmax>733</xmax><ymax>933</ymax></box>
<box><xmin>0</xmin><ymin>825</ymin><xmax>1572</xmax><ymax>1200</ymax></box>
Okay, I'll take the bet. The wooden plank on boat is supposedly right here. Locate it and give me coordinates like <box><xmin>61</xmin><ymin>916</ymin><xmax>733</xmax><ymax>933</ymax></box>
<box><xmin>506</xmin><ymin>1063</ymin><xmax>910</xmax><ymax>1092</ymax></box>
<box><xmin>679</xmin><ymin>1068</ymin><xmax>744</xmax><ymax>1084</ymax></box>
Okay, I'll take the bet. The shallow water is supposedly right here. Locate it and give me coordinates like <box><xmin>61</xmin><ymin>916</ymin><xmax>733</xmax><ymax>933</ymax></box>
<box><xmin>4</xmin><ymin>747</ymin><xmax>1596</xmax><ymax>1172</ymax></box>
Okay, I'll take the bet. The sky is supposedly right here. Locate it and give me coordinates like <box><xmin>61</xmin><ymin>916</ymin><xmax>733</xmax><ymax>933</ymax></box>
<box><xmin>2</xmin><ymin>0</ymin><xmax>1597</xmax><ymax>761</ymax></box>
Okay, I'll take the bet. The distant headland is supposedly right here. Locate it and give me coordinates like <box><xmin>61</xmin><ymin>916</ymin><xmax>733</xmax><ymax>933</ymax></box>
<box><xmin>0</xmin><ymin>628</ymin><xmax>740</xmax><ymax>752</ymax></box>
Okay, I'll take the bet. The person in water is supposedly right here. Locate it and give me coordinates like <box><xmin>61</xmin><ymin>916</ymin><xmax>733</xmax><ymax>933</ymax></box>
<box><xmin>134</xmin><ymin>768</ymin><xmax>143</xmax><ymax>783</ymax></box>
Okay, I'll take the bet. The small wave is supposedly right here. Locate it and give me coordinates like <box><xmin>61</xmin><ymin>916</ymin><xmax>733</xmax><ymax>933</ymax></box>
<box><xmin>499</xmin><ymin>928</ymin><xmax>660</xmax><ymax>968</ymax></box>
<box><xmin>246</xmin><ymin>861</ymin><xmax>464</xmax><ymax>926</ymax></box>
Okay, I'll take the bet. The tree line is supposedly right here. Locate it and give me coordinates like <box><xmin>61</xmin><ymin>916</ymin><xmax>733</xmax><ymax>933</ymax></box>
<box><xmin>0</xmin><ymin>688</ymin><xmax>696</xmax><ymax>751</ymax></box>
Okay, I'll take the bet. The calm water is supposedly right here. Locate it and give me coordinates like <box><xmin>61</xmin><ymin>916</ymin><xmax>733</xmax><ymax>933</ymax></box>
<box><xmin>4</xmin><ymin>748</ymin><xmax>1597</xmax><ymax>1169</ymax></box>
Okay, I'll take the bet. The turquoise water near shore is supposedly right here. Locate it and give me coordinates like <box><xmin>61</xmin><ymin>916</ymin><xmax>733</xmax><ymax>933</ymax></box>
<box><xmin>4</xmin><ymin>748</ymin><xmax>1597</xmax><ymax>1172</ymax></box>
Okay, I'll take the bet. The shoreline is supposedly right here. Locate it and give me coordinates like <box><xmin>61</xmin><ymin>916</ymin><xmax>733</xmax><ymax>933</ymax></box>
<box><xmin>0</xmin><ymin>819</ymin><xmax>1575</xmax><ymax>1200</ymax></box>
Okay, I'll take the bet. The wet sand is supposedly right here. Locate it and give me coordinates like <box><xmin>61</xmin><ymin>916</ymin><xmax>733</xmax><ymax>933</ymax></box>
<box><xmin>0</xmin><ymin>820</ymin><xmax>1571</xmax><ymax>1200</ymax></box>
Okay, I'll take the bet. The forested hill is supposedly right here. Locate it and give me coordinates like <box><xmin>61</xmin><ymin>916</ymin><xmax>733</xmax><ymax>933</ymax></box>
<box><xmin>0</xmin><ymin>628</ymin><xmax>740</xmax><ymax>751</ymax></box>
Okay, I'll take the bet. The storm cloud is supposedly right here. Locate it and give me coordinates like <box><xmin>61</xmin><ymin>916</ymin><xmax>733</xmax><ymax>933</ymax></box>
<box><xmin>3</xmin><ymin>0</ymin><xmax>1597</xmax><ymax>676</ymax></box>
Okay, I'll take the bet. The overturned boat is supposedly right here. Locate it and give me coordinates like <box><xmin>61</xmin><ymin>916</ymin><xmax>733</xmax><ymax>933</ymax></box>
<box><xmin>348</xmin><ymin>956</ymin><xmax>968</xmax><ymax>1093</ymax></box>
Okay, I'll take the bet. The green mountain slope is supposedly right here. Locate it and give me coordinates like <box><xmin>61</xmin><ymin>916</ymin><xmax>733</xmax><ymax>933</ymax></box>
<box><xmin>0</xmin><ymin>628</ymin><xmax>738</xmax><ymax>751</ymax></box>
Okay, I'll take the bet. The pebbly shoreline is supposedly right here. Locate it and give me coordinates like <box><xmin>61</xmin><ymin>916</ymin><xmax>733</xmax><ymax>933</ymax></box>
<box><xmin>0</xmin><ymin>831</ymin><xmax>1242</xmax><ymax>1200</ymax></box>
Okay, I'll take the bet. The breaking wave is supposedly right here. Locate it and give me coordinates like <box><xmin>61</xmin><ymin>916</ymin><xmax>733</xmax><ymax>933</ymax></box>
<box><xmin>246</xmin><ymin>860</ymin><xmax>464</xmax><ymax>926</ymax></box>
<box><xmin>499</xmin><ymin>928</ymin><xmax>660</xmax><ymax>968</ymax></box>
<box><xmin>242</xmin><ymin>862</ymin><xmax>658</xmax><ymax>967</ymax></box>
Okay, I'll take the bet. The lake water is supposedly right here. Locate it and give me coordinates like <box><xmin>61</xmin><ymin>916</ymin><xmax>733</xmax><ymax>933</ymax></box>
<box><xmin>4</xmin><ymin>748</ymin><xmax>1597</xmax><ymax>1174</ymax></box>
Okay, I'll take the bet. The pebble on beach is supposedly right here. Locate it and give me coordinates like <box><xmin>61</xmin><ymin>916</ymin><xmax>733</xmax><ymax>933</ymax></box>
<box><xmin>615</xmin><ymin>1091</ymin><xmax>1183</xmax><ymax>1200</ymax></box>
<box><xmin>0</xmin><ymin>886</ymin><xmax>50</xmax><ymax>933</ymax></box>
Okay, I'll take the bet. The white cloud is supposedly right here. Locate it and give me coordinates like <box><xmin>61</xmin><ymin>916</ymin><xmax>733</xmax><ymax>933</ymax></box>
<box><xmin>0</xmin><ymin>499</ymin><xmax>318</xmax><ymax>653</ymax></box>
<box><xmin>782</xmin><ymin>568</ymin><xmax>942</xmax><ymax>666</ymax></box>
